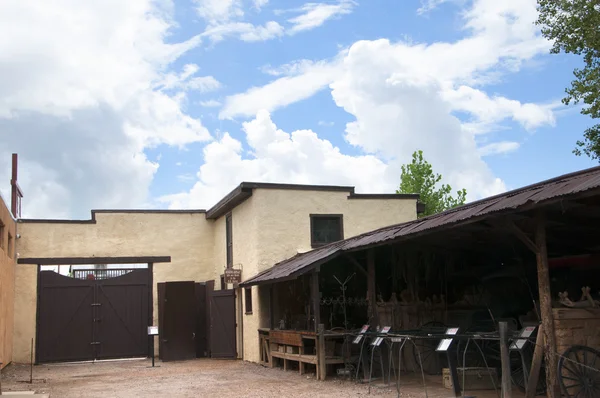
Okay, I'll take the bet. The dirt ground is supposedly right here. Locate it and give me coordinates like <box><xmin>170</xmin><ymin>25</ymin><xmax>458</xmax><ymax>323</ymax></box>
<box><xmin>1</xmin><ymin>359</ymin><xmax>523</xmax><ymax>397</ymax></box>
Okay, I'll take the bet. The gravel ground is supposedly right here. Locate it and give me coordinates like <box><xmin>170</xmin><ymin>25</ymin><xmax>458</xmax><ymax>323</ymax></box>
<box><xmin>1</xmin><ymin>359</ymin><xmax>522</xmax><ymax>397</ymax></box>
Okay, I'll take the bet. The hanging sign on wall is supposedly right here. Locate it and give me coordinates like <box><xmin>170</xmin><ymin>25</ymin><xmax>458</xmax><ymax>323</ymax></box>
<box><xmin>224</xmin><ymin>268</ymin><xmax>242</xmax><ymax>284</ymax></box>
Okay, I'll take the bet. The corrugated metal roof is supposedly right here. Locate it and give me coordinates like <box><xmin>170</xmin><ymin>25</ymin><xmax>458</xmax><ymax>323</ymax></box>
<box><xmin>241</xmin><ymin>166</ymin><xmax>600</xmax><ymax>286</ymax></box>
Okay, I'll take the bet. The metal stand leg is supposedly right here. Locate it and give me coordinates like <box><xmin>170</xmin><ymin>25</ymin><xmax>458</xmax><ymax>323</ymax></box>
<box><xmin>411</xmin><ymin>339</ymin><xmax>429</xmax><ymax>398</ymax></box>
<box><xmin>387</xmin><ymin>342</ymin><xmax>396</xmax><ymax>385</ymax></box>
<box><xmin>368</xmin><ymin>346</ymin><xmax>376</xmax><ymax>394</ymax></box>
<box><xmin>355</xmin><ymin>338</ymin><xmax>368</xmax><ymax>382</ymax></box>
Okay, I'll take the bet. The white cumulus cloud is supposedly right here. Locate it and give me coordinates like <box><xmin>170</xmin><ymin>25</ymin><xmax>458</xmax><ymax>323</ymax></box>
<box><xmin>287</xmin><ymin>0</ymin><xmax>356</xmax><ymax>34</ymax></box>
<box><xmin>0</xmin><ymin>0</ymin><xmax>207</xmax><ymax>218</ymax></box>
<box><xmin>160</xmin><ymin>110</ymin><xmax>391</xmax><ymax>209</ymax></box>
<box><xmin>211</xmin><ymin>0</ymin><xmax>554</xmax><ymax>201</ymax></box>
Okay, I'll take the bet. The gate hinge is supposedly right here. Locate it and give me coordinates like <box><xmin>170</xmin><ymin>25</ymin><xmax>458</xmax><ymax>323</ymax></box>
<box><xmin>90</xmin><ymin>342</ymin><xmax>101</xmax><ymax>345</ymax></box>
<box><xmin>91</xmin><ymin>303</ymin><xmax>102</xmax><ymax>307</ymax></box>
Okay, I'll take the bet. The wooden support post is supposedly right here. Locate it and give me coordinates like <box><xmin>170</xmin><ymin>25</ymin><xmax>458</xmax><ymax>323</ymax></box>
<box><xmin>269</xmin><ymin>285</ymin><xmax>275</xmax><ymax>330</ymax></box>
<box><xmin>526</xmin><ymin>325</ymin><xmax>544</xmax><ymax>398</ymax></box>
<box><xmin>311</xmin><ymin>271</ymin><xmax>321</xmax><ymax>332</ymax></box>
<box><xmin>299</xmin><ymin>343</ymin><xmax>304</xmax><ymax>375</ymax></box>
<box><xmin>367</xmin><ymin>249</ymin><xmax>378</xmax><ymax>328</ymax></box>
<box><xmin>499</xmin><ymin>322</ymin><xmax>512</xmax><ymax>398</ymax></box>
<box><xmin>317</xmin><ymin>324</ymin><xmax>326</xmax><ymax>381</ymax></box>
<box><xmin>534</xmin><ymin>212</ymin><xmax>558</xmax><ymax>397</ymax></box>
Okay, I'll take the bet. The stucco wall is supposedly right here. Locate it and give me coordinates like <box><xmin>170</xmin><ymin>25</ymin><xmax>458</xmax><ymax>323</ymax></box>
<box><xmin>13</xmin><ymin>211</ymin><xmax>216</xmax><ymax>362</ymax></box>
<box><xmin>0</xmin><ymin>194</ymin><xmax>16</xmax><ymax>369</ymax></box>
<box><xmin>239</xmin><ymin>188</ymin><xmax>418</xmax><ymax>363</ymax></box>
<box><xmin>213</xmin><ymin>196</ymin><xmax>259</xmax><ymax>359</ymax></box>
<box><xmin>12</xmin><ymin>187</ymin><xmax>417</xmax><ymax>365</ymax></box>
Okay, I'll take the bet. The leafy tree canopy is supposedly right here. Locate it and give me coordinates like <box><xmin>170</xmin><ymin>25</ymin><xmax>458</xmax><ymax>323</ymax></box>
<box><xmin>396</xmin><ymin>150</ymin><xmax>467</xmax><ymax>217</ymax></box>
<box><xmin>537</xmin><ymin>0</ymin><xmax>600</xmax><ymax>160</ymax></box>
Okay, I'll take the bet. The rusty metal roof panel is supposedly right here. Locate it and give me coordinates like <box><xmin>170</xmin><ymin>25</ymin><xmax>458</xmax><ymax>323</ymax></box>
<box><xmin>241</xmin><ymin>166</ymin><xmax>600</xmax><ymax>286</ymax></box>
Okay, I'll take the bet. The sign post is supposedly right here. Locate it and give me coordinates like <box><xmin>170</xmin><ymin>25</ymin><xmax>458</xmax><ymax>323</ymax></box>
<box><xmin>436</xmin><ymin>327</ymin><xmax>460</xmax><ymax>397</ymax></box>
<box><xmin>148</xmin><ymin>326</ymin><xmax>159</xmax><ymax>368</ymax></box>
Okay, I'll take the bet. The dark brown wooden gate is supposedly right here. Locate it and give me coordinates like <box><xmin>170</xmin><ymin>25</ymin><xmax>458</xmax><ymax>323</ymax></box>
<box><xmin>209</xmin><ymin>289</ymin><xmax>236</xmax><ymax>359</ymax></box>
<box><xmin>157</xmin><ymin>281</ymin><xmax>197</xmax><ymax>361</ymax></box>
<box><xmin>36</xmin><ymin>269</ymin><xmax>150</xmax><ymax>363</ymax></box>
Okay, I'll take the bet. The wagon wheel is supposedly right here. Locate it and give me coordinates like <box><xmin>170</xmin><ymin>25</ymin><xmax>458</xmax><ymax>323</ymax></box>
<box><xmin>558</xmin><ymin>345</ymin><xmax>600</xmax><ymax>398</ymax></box>
<box><xmin>412</xmin><ymin>321</ymin><xmax>448</xmax><ymax>375</ymax></box>
<box><xmin>456</xmin><ymin>322</ymin><xmax>501</xmax><ymax>369</ymax></box>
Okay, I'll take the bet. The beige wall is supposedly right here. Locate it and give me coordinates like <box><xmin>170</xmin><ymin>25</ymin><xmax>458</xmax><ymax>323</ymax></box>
<box><xmin>0</xmin><ymin>194</ymin><xmax>16</xmax><ymax>369</ymax></box>
<box><xmin>13</xmin><ymin>211</ymin><xmax>217</xmax><ymax>363</ymax></box>
<box><xmin>235</xmin><ymin>188</ymin><xmax>418</xmax><ymax>363</ymax></box>
<box><xmin>212</xmin><ymin>196</ymin><xmax>259</xmax><ymax>359</ymax></box>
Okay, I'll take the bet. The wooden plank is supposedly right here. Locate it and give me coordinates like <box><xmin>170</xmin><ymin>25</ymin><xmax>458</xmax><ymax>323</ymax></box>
<box><xmin>344</xmin><ymin>254</ymin><xmax>368</xmax><ymax>277</ymax></box>
<box><xmin>269</xmin><ymin>330</ymin><xmax>303</xmax><ymax>346</ymax></box>
<box><xmin>526</xmin><ymin>325</ymin><xmax>544</xmax><ymax>398</ymax></box>
<box><xmin>270</xmin><ymin>351</ymin><xmax>318</xmax><ymax>364</ymax></box>
<box><xmin>499</xmin><ymin>322</ymin><xmax>512</xmax><ymax>398</ymax></box>
<box><xmin>534</xmin><ymin>212</ymin><xmax>558</xmax><ymax>397</ymax></box>
<box><xmin>552</xmin><ymin>308</ymin><xmax>600</xmax><ymax>320</ymax></box>
<box><xmin>18</xmin><ymin>256</ymin><xmax>171</xmax><ymax>265</ymax></box>
<box><xmin>318</xmin><ymin>324</ymin><xmax>326</xmax><ymax>381</ymax></box>
<box><xmin>506</xmin><ymin>221</ymin><xmax>537</xmax><ymax>253</ymax></box>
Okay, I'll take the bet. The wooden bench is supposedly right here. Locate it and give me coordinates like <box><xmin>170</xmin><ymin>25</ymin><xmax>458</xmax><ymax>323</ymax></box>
<box><xmin>265</xmin><ymin>329</ymin><xmax>346</xmax><ymax>379</ymax></box>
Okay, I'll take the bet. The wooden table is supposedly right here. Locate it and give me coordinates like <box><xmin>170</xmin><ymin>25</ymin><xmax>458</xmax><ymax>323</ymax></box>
<box><xmin>261</xmin><ymin>329</ymin><xmax>346</xmax><ymax>380</ymax></box>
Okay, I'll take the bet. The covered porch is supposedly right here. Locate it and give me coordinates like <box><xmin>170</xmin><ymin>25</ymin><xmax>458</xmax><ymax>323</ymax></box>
<box><xmin>242</xmin><ymin>166</ymin><xmax>600</xmax><ymax>396</ymax></box>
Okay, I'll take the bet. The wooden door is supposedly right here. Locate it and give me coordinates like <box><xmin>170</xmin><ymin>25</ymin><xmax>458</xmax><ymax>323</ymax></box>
<box><xmin>158</xmin><ymin>281</ymin><xmax>197</xmax><ymax>361</ymax></box>
<box><xmin>209</xmin><ymin>289</ymin><xmax>237</xmax><ymax>359</ymax></box>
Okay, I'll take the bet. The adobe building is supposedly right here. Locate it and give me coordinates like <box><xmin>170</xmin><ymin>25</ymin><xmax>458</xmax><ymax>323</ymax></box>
<box><xmin>12</xmin><ymin>179</ymin><xmax>420</xmax><ymax>364</ymax></box>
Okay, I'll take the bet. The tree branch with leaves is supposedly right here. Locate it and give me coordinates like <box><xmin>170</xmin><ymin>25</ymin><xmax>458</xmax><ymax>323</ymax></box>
<box><xmin>536</xmin><ymin>0</ymin><xmax>600</xmax><ymax>160</ymax></box>
<box><xmin>396</xmin><ymin>150</ymin><xmax>467</xmax><ymax>217</ymax></box>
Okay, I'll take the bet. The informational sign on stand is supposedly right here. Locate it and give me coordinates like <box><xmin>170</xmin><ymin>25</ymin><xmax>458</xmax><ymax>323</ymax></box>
<box><xmin>371</xmin><ymin>326</ymin><xmax>391</xmax><ymax>347</ymax></box>
<box><xmin>353</xmin><ymin>325</ymin><xmax>370</xmax><ymax>344</ymax></box>
<box><xmin>436</xmin><ymin>327</ymin><xmax>459</xmax><ymax>352</ymax></box>
<box><xmin>510</xmin><ymin>326</ymin><xmax>536</xmax><ymax>350</ymax></box>
<box><xmin>147</xmin><ymin>326</ymin><xmax>159</xmax><ymax>368</ymax></box>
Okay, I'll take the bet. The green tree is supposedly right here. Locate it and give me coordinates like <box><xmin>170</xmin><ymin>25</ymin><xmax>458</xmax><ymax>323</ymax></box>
<box><xmin>396</xmin><ymin>150</ymin><xmax>467</xmax><ymax>217</ymax></box>
<box><xmin>536</xmin><ymin>0</ymin><xmax>600</xmax><ymax>160</ymax></box>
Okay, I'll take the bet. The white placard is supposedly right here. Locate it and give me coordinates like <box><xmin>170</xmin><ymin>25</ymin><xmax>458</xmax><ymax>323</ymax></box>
<box><xmin>148</xmin><ymin>326</ymin><xmax>159</xmax><ymax>336</ymax></box>
<box><xmin>352</xmin><ymin>325</ymin><xmax>370</xmax><ymax>344</ymax></box>
<box><xmin>371</xmin><ymin>326</ymin><xmax>391</xmax><ymax>347</ymax></box>
<box><xmin>436</xmin><ymin>327</ymin><xmax>459</xmax><ymax>352</ymax></box>
<box><xmin>510</xmin><ymin>326</ymin><xmax>536</xmax><ymax>350</ymax></box>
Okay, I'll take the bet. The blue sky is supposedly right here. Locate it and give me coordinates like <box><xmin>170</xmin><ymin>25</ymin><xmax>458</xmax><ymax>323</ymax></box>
<box><xmin>0</xmin><ymin>0</ymin><xmax>597</xmax><ymax>218</ymax></box>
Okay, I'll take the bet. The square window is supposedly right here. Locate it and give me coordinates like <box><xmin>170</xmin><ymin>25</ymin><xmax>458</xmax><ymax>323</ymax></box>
<box><xmin>244</xmin><ymin>287</ymin><xmax>253</xmax><ymax>314</ymax></box>
<box><xmin>310</xmin><ymin>214</ymin><xmax>343</xmax><ymax>248</ymax></box>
